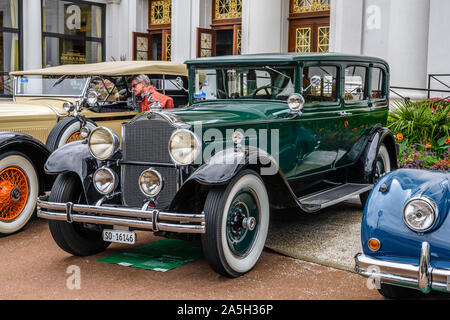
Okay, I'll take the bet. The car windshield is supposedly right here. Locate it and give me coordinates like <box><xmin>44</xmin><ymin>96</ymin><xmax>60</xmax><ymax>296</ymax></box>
<box><xmin>14</xmin><ymin>75</ymin><xmax>89</xmax><ymax>96</ymax></box>
<box><xmin>192</xmin><ymin>66</ymin><xmax>296</xmax><ymax>102</ymax></box>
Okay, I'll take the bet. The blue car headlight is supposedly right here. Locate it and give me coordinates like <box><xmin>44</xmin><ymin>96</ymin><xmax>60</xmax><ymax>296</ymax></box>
<box><xmin>402</xmin><ymin>197</ymin><xmax>438</xmax><ymax>232</ymax></box>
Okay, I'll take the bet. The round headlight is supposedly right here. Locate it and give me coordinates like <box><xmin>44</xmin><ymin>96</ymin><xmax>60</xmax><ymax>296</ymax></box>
<box><xmin>139</xmin><ymin>169</ymin><xmax>163</xmax><ymax>198</ymax></box>
<box><xmin>93</xmin><ymin>167</ymin><xmax>117</xmax><ymax>195</ymax></box>
<box><xmin>63</xmin><ymin>102</ymin><xmax>75</xmax><ymax>113</ymax></box>
<box><xmin>87</xmin><ymin>90</ymin><xmax>99</xmax><ymax>106</ymax></box>
<box><xmin>88</xmin><ymin>127</ymin><xmax>119</xmax><ymax>160</ymax></box>
<box><xmin>168</xmin><ymin>129</ymin><xmax>201</xmax><ymax>165</ymax></box>
<box><xmin>403</xmin><ymin>197</ymin><xmax>438</xmax><ymax>232</ymax></box>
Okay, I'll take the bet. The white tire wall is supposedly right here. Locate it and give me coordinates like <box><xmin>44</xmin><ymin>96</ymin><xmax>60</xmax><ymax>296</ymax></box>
<box><xmin>0</xmin><ymin>152</ymin><xmax>39</xmax><ymax>234</ymax></box>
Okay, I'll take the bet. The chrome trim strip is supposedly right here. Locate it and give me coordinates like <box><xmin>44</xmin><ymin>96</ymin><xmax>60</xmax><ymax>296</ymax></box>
<box><xmin>37</xmin><ymin>199</ymin><xmax>206</xmax><ymax>234</ymax></box>
<box><xmin>354</xmin><ymin>241</ymin><xmax>448</xmax><ymax>294</ymax></box>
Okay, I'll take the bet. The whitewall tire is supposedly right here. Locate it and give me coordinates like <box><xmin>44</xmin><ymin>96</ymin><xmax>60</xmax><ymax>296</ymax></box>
<box><xmin>201</xmin><ymin>170</ymin><xmax>270</xmax><ymax>277</ymax></box>
<box><xmin>0</xmin><ymin>152</ymin><xmax>39</xmax><ymax>234</ymax></box>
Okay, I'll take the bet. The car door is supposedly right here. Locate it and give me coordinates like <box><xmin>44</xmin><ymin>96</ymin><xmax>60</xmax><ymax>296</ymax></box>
<box><xmin>335</xmin><ymin>64</ymin><xmax>389</xmax><ymax>168</ymax></box>
<box><xmin>291</xmin><ymin>63</ymin><xmax>342</xmax><ymax>178</ymax></box>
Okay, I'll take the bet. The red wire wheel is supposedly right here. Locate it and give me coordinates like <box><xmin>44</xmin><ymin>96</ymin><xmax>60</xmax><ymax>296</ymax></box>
<box><xmin>66</xmin><ymin>131</ymin><xmax>85</xmax><ymax>144</ymax></box>
<box><xmin>0</xmin><ymin>167</ymin><xmax>29</xmax><ymax>222</ymax></box>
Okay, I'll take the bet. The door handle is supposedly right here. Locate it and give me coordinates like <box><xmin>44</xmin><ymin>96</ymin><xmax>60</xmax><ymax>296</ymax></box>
<box><xmin>339</xmin><ymin>111</ymin><xmax>352</xmax><ymax>117</ymax></box>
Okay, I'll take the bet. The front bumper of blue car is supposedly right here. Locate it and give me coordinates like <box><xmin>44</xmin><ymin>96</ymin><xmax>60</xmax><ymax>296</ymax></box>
<box><xmin>355</xmin><ymin>242</ymin><xmax>450</xmax><ymax>293</ymax></box>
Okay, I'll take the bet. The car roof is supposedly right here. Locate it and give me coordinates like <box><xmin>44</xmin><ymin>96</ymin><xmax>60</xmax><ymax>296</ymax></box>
<box><xmin>9</xmin><ymin>60</ymin><xmax>188</xmax><ymax>77</ymax></box>
<box><xmin>185</xmin><ymin>52</ymin><xmax>389</xmax><ymax>67</ymax></box>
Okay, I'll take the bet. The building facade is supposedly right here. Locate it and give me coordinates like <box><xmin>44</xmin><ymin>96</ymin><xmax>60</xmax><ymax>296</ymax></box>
<box><xmin>1</xmin><ymin>0</ymin><xmax>449</xmax><ymax>99</ymax></box>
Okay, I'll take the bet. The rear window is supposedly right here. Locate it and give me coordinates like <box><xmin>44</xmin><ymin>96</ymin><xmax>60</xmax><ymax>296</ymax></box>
<box><xmin>371</xmin><ymin>67</ymin><xmax>386</xmax><ymax>99</ymax></box>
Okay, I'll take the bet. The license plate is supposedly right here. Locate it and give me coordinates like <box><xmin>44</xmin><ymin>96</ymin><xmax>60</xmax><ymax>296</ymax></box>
<box><xmin>103</xmin><ymin>229</ymin><xmax>136</xmax><ymax>244</ymax></box>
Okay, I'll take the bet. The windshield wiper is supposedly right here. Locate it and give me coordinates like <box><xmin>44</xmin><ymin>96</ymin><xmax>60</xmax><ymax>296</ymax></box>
<box><xmin>52</xmin><ymin>75</ymin><xmax>67</xmax><ymax>88</ymax></box>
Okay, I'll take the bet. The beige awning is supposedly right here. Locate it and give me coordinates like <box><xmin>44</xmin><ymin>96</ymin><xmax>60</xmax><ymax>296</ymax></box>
<box><xmin>9</xmin><ymin>61</ymin><xmax>188</xmax><ymax>77</ymax></box>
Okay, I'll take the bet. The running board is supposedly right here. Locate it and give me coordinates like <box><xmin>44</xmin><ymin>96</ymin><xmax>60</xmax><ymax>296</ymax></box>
<box><xmin>298</xmin><ymin>183</ymin><xmax>373</xmax><ymax>213</ymax></box>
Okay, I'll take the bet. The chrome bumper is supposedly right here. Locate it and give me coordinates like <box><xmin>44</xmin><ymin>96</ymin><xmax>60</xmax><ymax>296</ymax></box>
<box><xmin>355</xmin><ymin>242</ymin><xmax>450</xmax><ymax>293</ymax></box>
<box><xmin>37</xmin><ymin>199</ymin><xmax>206</xmax><ymax>234</ymax></box>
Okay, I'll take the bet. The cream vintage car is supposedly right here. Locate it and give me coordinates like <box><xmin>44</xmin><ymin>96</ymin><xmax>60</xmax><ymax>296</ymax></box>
<box><xmin>0</xmin><ymin>61</ymin><xmax>188</xmax><ymax>235</ymax></box>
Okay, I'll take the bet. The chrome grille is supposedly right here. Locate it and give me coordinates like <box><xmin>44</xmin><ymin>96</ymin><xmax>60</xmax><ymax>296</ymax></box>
<box><xmin>122</xmin><ymin>118</ymin><xmax>177</xmax><ymax>209</ymax></box>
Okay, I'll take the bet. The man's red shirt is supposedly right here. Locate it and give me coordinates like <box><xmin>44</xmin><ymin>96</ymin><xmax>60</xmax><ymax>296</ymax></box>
<box><xmin>140</xmin><ymin>86</ymin><xmax>174</xmax><ymax>112</ymax></box>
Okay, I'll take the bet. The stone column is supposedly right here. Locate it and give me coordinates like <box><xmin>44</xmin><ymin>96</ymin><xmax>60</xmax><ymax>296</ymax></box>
<box><xmin>23</xmin><ymin>0</ymin><xmax>42</xmax><ymax>70</ymax></box>
<box><xmin>329</xmin><ymin>0</ymin><xmax>364</xmax><ymax>54</ymax></box>
<box><xmin>332</xmin><ymin>0</ymin><xmax>431</xmax><ymax>99</ymax></box>
<box><xmin>426</xmin><ymin>0</ymin><xmax>450</xmax><ymax>98</ymax></box>
<box><xmin>386</xmin><ymin>0</ymin><xmax>430</xmax><ymax>97</ymax></box>
<box><xmin>242</xmin><ymin>0</ymin><xmax>286</xmax><ymax>54</ymax></box>
<box><xmin>106</xmin><ymin>0</ymin><xmax>148</xmax><ymax>62</ymax></box>
<box><xmin>172</xmin><ymin>0</ymin><xmax>212</xmax><ymax>63</ymax></box>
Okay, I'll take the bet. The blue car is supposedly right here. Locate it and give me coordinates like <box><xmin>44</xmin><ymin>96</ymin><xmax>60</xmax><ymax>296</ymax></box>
<box><xmin>355</xmin><ymin>169</ymin><xmax>449</xmax><ymax>299</ymax></box>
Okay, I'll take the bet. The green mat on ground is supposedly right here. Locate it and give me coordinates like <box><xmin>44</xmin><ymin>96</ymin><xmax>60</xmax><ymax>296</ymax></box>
<box><xmin>97</xmin><ymin>239</ymin><xmax>203</xmax><ymax>272</ymax></box>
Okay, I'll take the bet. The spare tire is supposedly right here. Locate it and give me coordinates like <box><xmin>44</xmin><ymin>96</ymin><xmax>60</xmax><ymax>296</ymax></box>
<box><xmin>46</xmin><ymin>117</ymin><xmax>97</xmax><ymax>152</ymax></box>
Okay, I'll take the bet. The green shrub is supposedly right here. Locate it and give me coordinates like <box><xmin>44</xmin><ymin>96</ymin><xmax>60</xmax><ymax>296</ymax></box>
<box><xmin>389</xmin><ymin>99</ymin><xmax>449</xmax><ymax>170</ymax></box>
<box><xmin>388</xmin><ymin>99</ymin><xmax>450</xmax><ymax>145</ymax></box>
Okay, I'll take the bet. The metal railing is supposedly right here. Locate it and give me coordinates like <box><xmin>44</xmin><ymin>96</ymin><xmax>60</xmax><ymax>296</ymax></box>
<box><xmin>390</xmin><ymin>74</ymin><xmax>450</xmax><ymax>101</ymax></box>
<box><xmin>427</xmin><ymin>74</ymin><xmax>450</xmax><ymax>99</ymax></box>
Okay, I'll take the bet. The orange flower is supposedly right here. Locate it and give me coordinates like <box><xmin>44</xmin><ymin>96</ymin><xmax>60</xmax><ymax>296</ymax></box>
<box><xmin>445</xmin><ymin>136</ymin><xmax>450</xmax><ymax>145</ymax></box>
<box><xmin>396</xmin><ymin>133</ymin><xmax>403</xmax><ymax>142</ymax></box>
<box><xmin>425</xmin><ymin>143</ymin><xmax>432</xmax><ymax>148</ymax></box>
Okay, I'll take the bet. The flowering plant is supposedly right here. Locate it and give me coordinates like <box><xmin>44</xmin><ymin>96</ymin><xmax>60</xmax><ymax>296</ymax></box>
<box><xmin>390</xmin><ymin>98</ymin><xmax>449</xmax><ymax>171</ymax></box>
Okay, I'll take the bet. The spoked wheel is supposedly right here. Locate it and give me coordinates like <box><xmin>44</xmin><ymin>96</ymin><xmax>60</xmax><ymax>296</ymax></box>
<box><xmin>46</xmin><ymin>117</ymin><xmax>97</xmax><ymax>152</ymax></box>
<box><xmin>0</xmin><ymin>152</ymin><xmax>39</xmax><ymax>235</ymax></box>
<box><xmin>360</xmin><ymin>143</ymin><xmax>392</xmax><ymax>208</ymax></box>
<box><xmin>48</xmin><ymin>172</ymin><xmax>110</xmax><ymax>256</ymax></box>
<box><xmin>201</xmin><ymin>170</ymin><xmax>270</xmax><ymax>278</ymax></box>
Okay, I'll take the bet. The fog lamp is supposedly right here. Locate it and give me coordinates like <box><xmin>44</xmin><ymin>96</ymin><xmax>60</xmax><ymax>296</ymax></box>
<box><xmin>93</xmin><ymin>167</ymin><xmax>117</xmax><ymax>195</ymax></box>
<box><xmin>139</xmin><ymin>169</ymin><xmax>163</xmax><ymax>198</ymax></box>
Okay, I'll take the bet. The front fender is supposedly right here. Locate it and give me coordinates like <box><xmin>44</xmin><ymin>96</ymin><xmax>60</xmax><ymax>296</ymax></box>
<box><xmin>350</xmin><ymin>127</ymin><xmax>398</xmax><ymax>183</ymax></box>
<box><xmin>45</xmin><ymin>140</ymin><xmax>101</xmax><ymax>203</ymax></box>
<box><xmin>0</xmin><ymin>132</ymin><xmax>53</xmax><ymax>193</ymax></box>
<box><xmin>169</xmin><ymin>148</ymin><xmax>298</xmax><ymax>212</ymax></box>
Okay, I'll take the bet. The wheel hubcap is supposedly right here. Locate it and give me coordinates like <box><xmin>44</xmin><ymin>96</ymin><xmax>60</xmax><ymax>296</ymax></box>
<box><xmin>11</xmin><ymin>188</ymin><xmax>21</xmax><ymax>202</ymax></box>
<box><xmin>0</xmin><ymin>167</ymin><xmax>29</xmax><ymax>221</ymax></box>
<box><xmin>226</xmin><ymin>189</ymin><xmax>259</xmax><ymax>257</ymax></box>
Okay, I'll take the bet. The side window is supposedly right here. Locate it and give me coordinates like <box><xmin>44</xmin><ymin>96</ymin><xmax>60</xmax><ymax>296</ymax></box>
<box><xmin>370</xmin><ymin>67</ymin><xmax>386</xmax><ymax>99</ymax></box>
<box><xmin>344</xmin><ymin>66</ymin><xmax>367</xmax><ymax>101</ymax></box>
<box><xmin>302</xmin><ymin>66</ymin><xmax>338</xmax><ymax>103</ymax></box>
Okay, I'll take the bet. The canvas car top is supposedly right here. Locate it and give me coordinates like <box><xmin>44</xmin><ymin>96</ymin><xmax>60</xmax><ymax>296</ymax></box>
<box><xmin>9</xmin><ymin>61</ymin><xmax>188</xmax><ymax>77</ymax></box>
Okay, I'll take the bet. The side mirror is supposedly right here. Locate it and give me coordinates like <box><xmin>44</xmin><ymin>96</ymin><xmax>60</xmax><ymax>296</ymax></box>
<box><xmin>176</xmin><ymin>76</ymin><xmax>184</xmax><ymax>88</ymax></box>
<box><xmin>174</xmin><ymin>76</ymin><xmax>188</xmax><ymax>92</ymax></box>
<box><xmin>287</xmin><ymin>93</ymin><xmax>305</xmax><ymax>115</ymax></box>
<box><xmin>311</xmin><ymin>75</ymin><xmax>321</xmax><ymax>89</ymax></box>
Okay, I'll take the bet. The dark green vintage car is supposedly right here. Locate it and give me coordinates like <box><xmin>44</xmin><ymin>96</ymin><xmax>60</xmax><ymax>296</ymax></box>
<box><xmin>37</xmin><ymin>53</ymin><xmax>397</xmax><ymax>277</ymax></box>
